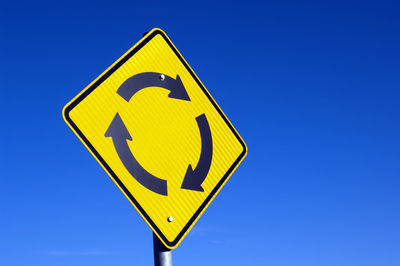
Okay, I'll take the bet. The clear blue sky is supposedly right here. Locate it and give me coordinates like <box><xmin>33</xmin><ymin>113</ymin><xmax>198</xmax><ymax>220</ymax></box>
<box><xmin>1</xmin><ymin>0</ymin><xmax>399</xmax><ymax>265</ymax></box>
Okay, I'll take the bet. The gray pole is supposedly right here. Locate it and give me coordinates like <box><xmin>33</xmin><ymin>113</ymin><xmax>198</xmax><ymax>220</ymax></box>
<box><xmin>153</xmin><ymin>233</ymin><xmax>172</xmax><ymax>266</ymax></box>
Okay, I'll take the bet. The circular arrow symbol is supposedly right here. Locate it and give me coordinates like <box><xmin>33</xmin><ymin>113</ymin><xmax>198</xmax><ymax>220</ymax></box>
<box><xmin>105</xmin><ymin>112</ymin><xmax>168</xmax><ymax>195</ymax></box>
<box><xmin>181</xmin><ymin>114</ymin><xmax>213</xmax><ymax>192</ymax></box>
<box><xmin>105</xmin><ymin>72</ymin><xmax>213</xmax><ymax>196</ymax></box>
<box><xmin>117</xmin><ymin>72</ymin><xmax>191</xmax><ymax>102</ymax></box>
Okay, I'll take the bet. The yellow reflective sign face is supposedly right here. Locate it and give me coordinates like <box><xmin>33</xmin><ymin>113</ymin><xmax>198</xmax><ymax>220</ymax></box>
<box><xmin>62</xmin><ymin>28</ymin><xmax>247</xmax><ymax>249</ymax></box>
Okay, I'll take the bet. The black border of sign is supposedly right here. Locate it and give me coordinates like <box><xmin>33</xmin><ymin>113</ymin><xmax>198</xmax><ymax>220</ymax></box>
<box><xmin>63</xmin><ymin>29</ymin><xmax>247</xmax><ymax>248</ymax></box>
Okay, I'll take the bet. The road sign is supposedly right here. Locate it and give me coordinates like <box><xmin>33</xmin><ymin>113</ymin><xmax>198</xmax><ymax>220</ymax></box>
<box><xmin>62</xmin><ymin>28</ymin><xmax>247</xmax><ymax>249</ymax></box>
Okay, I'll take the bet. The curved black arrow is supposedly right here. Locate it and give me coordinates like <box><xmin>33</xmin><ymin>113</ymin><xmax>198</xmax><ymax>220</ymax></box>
<box><xmin>181</xmin><ymin>114</ymin><xmax>213</xmax><ymax>192</ymax></box>
<box><xmin>117</xmin><ymin>72</ymin><xmax>191</xmax><ymax>102</ymax></box>
<box><xmin>105</xmin><ymin>113</ymin><xmax>168</xmax><ymax>196</ymax></box>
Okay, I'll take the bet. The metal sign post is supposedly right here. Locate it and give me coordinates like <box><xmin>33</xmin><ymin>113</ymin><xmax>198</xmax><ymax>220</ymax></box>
<box><xmin>153</xmin><ymin>233</ymin><xmax>172</xmax><ymax>266</ymax></box>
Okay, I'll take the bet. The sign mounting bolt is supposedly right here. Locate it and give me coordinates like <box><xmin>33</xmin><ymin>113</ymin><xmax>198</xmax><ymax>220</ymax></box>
<box><xmin>167</xmin><ymin>216</ymin><xmax>173</xmax><ymax>222</ymax></box>
<box><xmin>160</xmin><ymin>74</ymin><xmax>165</xmax><ymax>81</ymax></box>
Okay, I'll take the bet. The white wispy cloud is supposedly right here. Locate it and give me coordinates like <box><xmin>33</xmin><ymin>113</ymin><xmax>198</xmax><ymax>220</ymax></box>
<box><xmin>44</xmin><ymin>250</ymin><xmax>131</xmax><ymax>256</ymax></box>
<box><xmin>189</xmin><ymin>225</ymin><xmax>227</xmax><ymax>236</ymax></box>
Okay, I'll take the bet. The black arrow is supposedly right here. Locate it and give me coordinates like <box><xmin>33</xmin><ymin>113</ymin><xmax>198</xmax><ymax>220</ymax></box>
<box><xmin>117</xmin><ymin>72</ymin><xmax>191</xmax><ymax>102</ymax></box>
<box><xmin>105</xmin><ymin>113</ymin><xmax>168</xmax><ymax>196</ymax></box>
<box><xmin>181</xmin><ymin>114</ymin><xmax>213</xmax><ymax>192</ymax></box>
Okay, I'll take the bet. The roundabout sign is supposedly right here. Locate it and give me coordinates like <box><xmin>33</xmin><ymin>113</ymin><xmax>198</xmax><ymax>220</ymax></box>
<box><xmin>63</xmin><ymin>28</ymin><xmax>247</xmax><ymax>249</ymax></box>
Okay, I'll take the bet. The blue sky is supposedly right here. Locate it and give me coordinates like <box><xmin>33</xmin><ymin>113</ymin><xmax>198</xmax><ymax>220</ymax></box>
<box><xmin>1</xmin><ymin>0</ymin><xmax>400</xmax><ymax>265</ymax></box>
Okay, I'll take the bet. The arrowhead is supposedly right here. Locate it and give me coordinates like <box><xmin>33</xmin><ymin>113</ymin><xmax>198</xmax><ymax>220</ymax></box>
<box><xmin>105</xmin><ymin>113</ymin><xmax>132</xmax><ymax>140</ymax></box>
<box><xmin>168</xmin><ymin>75</ymin><xmax>191</xmax><ymax>101</ymax></box>
<box><xmin>181</xmin><ymin>165</ymin><xmax>204</xmax><ymax>192</ymax></box>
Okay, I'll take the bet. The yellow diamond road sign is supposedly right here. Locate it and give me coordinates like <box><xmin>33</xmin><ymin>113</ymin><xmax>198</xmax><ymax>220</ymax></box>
<box><xmin>62</xmin><ymin>28</ymin><xmax>247</xmax><ymax>249</ymax></box>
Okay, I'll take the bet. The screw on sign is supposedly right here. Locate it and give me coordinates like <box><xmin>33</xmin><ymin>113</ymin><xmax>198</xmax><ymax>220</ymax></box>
<box><xmin>62</xmin><ymin>28</ymin><xmax>247</xmax><ymax>263</ymax></box>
